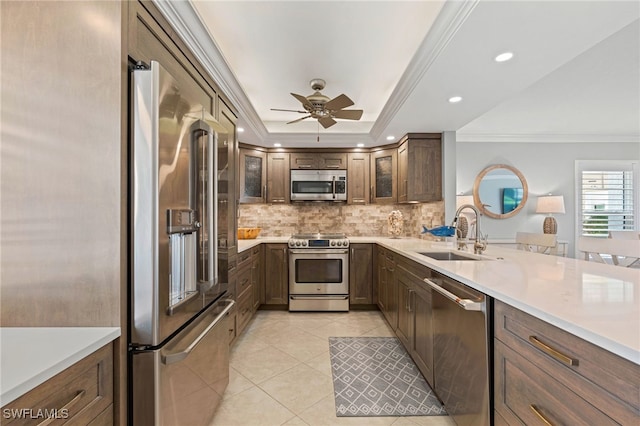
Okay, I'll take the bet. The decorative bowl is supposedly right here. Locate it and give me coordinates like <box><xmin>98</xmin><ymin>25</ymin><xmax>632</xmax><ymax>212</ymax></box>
<box><xmin>237</xmin><ymin>227</ymin><xmax>262</xmax><ymax>239</ymax></box>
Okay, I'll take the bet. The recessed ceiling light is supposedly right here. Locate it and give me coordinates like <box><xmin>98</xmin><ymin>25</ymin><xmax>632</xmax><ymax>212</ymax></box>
<box><xmin>237</xmin><ymin>127</ymin><xmax>245</xmax><ymax>132</ymax></box>
<box><xmin>273</xmin><ymin>143</ymin><xmax>281</xmax><ymax>147</ymax></box>
<box><xmin>494</xmin><ymin>52</ymin><xmax>514</xmax><ymax>63</ymax></box>
<box><xmin>357</xmin><ymin>143</ymin><xmax>365</xmax><ymax>148</ymax></box>
<box><xmin>448</xmin><ymin>96</ymin><xmax>462</xmax><ymax>103</ymax></box>
<box><xmin>386</xmin><ymin>135</ymin><xmax>395</xmax><ymax>141</ymax></box>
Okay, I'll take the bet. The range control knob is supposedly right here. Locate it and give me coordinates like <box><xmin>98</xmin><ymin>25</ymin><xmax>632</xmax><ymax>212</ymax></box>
<box><xmin>295</xmin><ymin>241</ymin><xmax>301</xmax><ymax>247</ymax></box>
<box><xmin>302</xmin><ymin>241</ymin><xmax>308</xmax><ymax>246</ymax></box>
<box><xmin>331</xmin><ymin>241</ymin><xmax>336</xmax><ymax>246</ymax></box>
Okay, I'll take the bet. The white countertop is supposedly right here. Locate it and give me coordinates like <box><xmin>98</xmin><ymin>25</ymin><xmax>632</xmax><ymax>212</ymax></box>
<box><xmin>0</xmin><ymin>327</ymin><xmax>120</xmax><ymax>406</ymax></box>
<box><xmin>239</xmin><ymin>236</ymin><xmax>640</xmax><ymax>364</ymax></box>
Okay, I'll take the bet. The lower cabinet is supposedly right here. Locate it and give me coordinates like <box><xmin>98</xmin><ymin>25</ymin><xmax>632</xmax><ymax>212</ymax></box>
<box><xmin>395</xmin><ymin>258</ymin><xmax>435</xmax><ymax>387</ymax></box>
<box><xmin>376</xmin><ymin>247</ymin><xmax>398</xmax><ymax>329</ymax></box>
<box><xmin>349</xmin><ymin>244</ymin><xmax>374</xmax><ymax>305</ymax></box>
<box><xmin>251</xmin><ymin>244</ymin><xmax>263</xmax><ymax>311</ymax></box>
<box><xmin>494</xmin><ymin>300</ymin><xmax>639</xmax><ymax>425</ymax></box>
<box><xmin>264</xmin><ymin>243</ymin><xmax>289</xmax><ymax>305</ymax></box>
<box><xmin>1</xmin><ymin>343</ymin><xmax>113</xmax><ymax>425</ymax></box>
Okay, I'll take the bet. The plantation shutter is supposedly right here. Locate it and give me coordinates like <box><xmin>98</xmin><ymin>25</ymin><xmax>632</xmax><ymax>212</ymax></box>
<box><xmin>580</xmin><ymin>170</ymin><xmax>634</xmax><ymax>236</ymax></box>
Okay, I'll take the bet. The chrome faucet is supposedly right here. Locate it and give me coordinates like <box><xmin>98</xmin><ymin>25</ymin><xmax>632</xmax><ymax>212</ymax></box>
<box><xmin>453</xmin><ymin>204</ymin><xmax>487</xmax><ymax>254</ymax></box>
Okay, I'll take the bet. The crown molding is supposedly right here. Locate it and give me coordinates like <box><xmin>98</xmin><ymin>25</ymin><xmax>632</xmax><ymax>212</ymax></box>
<box><xmin>153</xmin><ymin>0</ymin><xmax>268</xmax><ymax>141</ymax></box>
<box><xmin>456</xmin><ymin>132</ymin><xmax>640</xmax><ymax>143</ymax></box>
<box><xmin>264</xmin><ymin>132</ymin><xmax>375</xmax><ymax>148</ymax></box>
<box><xmin>369</xmin><ymin>0</ymin><xmax>480</xmax><ymax>140</ymax></box>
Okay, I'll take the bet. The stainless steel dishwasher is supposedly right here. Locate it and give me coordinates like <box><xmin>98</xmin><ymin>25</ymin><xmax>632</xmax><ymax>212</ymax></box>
<box><xmin>423</xmin><ymin>273</ymin><xmax>491</xmax><ymax>426</ymax></box>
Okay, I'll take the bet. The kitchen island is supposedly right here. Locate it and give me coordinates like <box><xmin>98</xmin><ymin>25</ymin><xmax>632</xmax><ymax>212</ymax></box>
<box><xmin>239</xmin><ymin>236</ymin><xmax>639</xmax><ymax>364</ymax></box>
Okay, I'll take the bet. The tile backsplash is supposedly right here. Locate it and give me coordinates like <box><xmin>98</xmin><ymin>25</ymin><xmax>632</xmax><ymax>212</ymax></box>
<box><xmin>238</xmin><ymin>202</ymin><xmax>445</xmax><ymax>237</ymax></box>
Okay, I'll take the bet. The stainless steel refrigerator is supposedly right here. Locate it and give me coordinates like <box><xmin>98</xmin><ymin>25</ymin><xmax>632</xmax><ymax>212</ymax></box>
<box><xmin>130</xmin><ymin>60</ymin><xmax>234</xmax><ymax>425</ymax></box>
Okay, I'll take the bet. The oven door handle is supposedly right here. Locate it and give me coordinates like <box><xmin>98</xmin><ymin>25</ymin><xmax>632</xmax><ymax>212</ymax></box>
<box><xmin>290</xmin><ymin>295</ymin><xmax>349</xmax><ymax>300</ymax></box>
<box><xmin>289</xmin><ymin>249</ymin><xmax>349</xmax><ymax>254</ymax></box>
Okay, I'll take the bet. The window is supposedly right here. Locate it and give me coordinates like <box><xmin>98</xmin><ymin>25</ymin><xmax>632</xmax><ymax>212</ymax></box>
<box><xmin>577</xmin><ymin>161</ymin><xmax>638</xmax><ymax>237</ymax></box>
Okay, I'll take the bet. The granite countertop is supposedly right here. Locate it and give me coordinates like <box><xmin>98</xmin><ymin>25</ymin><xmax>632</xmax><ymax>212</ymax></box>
<box><xmin>0</xmin><ymin>327</ymin><xmax>120</xmax><ymax>405</ymax></box>
<box><xmin>239</xmin><ymin>236</ymin><xmax>639</xmax><ymax>364</ymax></box>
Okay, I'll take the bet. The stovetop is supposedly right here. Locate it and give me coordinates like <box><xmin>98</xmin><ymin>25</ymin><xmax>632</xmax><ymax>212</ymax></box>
<box><xmin>288</xmin><ymin>232</ymin><xmax>349</xmax><ymax>248</ymax></box>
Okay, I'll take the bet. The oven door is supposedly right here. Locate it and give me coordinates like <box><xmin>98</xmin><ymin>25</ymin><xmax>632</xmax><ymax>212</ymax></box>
<box><xmin>289</xmin><ymin>249</ymin><xmax>349</xmax><ymax>295</ymax></box>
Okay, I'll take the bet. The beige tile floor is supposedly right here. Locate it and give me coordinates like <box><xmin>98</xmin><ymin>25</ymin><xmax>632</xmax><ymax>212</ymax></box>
<box><xmin>210</xmin><ymin>310</ymin><xmax>456</xmax><ymax>426</ymax></box>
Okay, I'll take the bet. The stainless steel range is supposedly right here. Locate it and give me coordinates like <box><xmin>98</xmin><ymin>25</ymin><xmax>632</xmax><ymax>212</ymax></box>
<box><xmin>288</xmin><ymin>233</ymin><xmax>350</xmax><ymax>311</ymax></box>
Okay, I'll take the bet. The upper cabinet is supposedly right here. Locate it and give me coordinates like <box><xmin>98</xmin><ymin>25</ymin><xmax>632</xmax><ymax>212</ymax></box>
<box><xmin>397</xmin><ymin>134</ymin><xmax>442</xmax><ymax>203</ymax></box>
<box><xmin>267</xmin><ymin>152</ymin><xmax>290</xmax><ymax>203</ymax></box>
<box><xmin>347</xmin><ymin>152</ymin><xmax>370</xmax><ymax>204</ymax></box>
<box><xmin>239</xmin><ymin>147</ymin><xmax>266</xmax><ymax>203</ymax></box>
<box><xmin>290</xmin><ymin>152</ymin><xmax>347</xmax><ymax>170</ymax></box>
<box><xmin>371</xmin><ymin>148</ymin><xmax>397</xmax><ymax>204</ymax></box>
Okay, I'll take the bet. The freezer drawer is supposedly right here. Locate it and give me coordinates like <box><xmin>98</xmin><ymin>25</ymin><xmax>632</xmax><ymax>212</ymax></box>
<box><xmin>131</xmin><ymin>299</ymin><xmax>234</xmax><ymax>426</ymax></box>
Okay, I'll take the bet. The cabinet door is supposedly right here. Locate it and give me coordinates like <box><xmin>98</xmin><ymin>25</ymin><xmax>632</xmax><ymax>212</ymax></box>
<box><xmin>384</xmin><ymin>252</ymin><xmax>398</xmax><ymax>330</ymax></box>
<box><xmin>371</xmin><ymin>148</ymin><xmax>397</xmax><ymax>204</ymax></box>
<box><xmin>264</xmin><ymin>244</ymin><xmax>288</xmax><ymax>304</ymax></box>
<box><xmin>397</xmin><ymin>141</ymin><xmax>409</xmax><ymax>202</ymax></box>
<box><xmin>347</xmin><ymin>152</ymin><xmax>370</xmax><ymax>204</ymax></box>
<box><xmin>412</xmin><ymin>283</ymin><xmax>434</xmax><ymax>387</ymax></box>
<box><xmin>396</xmin><ymin>269</ymin><xmax>412</xmax><ymax>350</ymax></box>
<box><xmin>219</xmin><ymin>101</ymin><xmax>238</xmax><ymax>251</ymax></box>
<box><xmin>290</xmin><ymin>152</ymin><xmax>319</xmax><ymax>169</ymax></box>
<box><xmin>251</xmin><ymin>245</ymin><xmax>263</xmax><ymax>310</ymax></box>
<box><xmin>399</xmin><ymin>135</ymin><xmax>442</xmax><ymax>203</ymax></box>
<box><xmin>376</xmin><ymin>249</ymin><xmax>387</xmax><ymax>312</ymax></box>
<box><xmin>239</xmin><ymin>148</ymin><xmax>266</xmax><ymax>203</ymax></box>
<box><xmin>349</xmin><ymin>244</ymin><xmax>373</xmax><ymax>304</ymax></box>
<box><xmin>318</xmin><ymin>153</ymin><xmax>347</xmax><ymax>169</ymax></box>
<box><xmin>267</xmin><ymin>153</ymin><xmax>290</xmax><ymax>203</ymax></box>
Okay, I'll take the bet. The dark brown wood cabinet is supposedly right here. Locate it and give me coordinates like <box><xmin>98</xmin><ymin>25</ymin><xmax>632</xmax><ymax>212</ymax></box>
<box><xmin>251</xmin><ymin>245</ymin><xmax>263</xmax><ymax>310</ymax></box>
<box><xmin>264</xmin><ymin>244</ymin><xmax>289</xmax><ymax>305</ymax></box>
<box><xmin>378</xmin><ymin>249</ymin><xmax>398</xmax><ymax>329</ymax></box>
<box><xmin>267</xmin><ymin>153</ymin><xmax>290</xmax><ymax>203</ymax></box>
<box><xmin>239</xmin><ymin>147</ymin><xmax>267</xmax><ymax>203</ymax></box>
<box><xmin>347</xmin><ymin>152</ymin><xmax>370</xmax><ymax>204</ymax></box>
<box><xmin>370</xmin><ymin>148</ymin><xmax>397</xmax><ymax>204</ymax></box>
<box><xmin>349</xmin><ymin>244</ymin><xmax>374</xmax><ymax>304</ymax></box>
<box><xmin>397</xmin><ymin>134</ymin><xmax>442</xmax><ymax>203</ymax></box>
<box><xmin>494</xmin><ymin>300</ymin><xmax>639</xmax><ymax>425</ymax></box>
<box><xmin>290</xmin><ymin>152</ymin><xmax>347</xmax><ymax>170</ymax></box>
<box><xmin>1</xmin><ymin>344</ymin><xmax>113</xmax><ymax>425</ymax></box>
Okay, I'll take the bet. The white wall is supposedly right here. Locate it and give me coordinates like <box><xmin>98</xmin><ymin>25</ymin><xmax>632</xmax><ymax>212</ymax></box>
<box><xmin>456</xmin><ymin>141</ymin><xmax>640</xmax><ymax>257</ymax></box>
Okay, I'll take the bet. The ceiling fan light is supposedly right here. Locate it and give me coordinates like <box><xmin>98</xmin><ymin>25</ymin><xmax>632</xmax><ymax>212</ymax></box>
<box><xmin>494</xmin><ymin>52</ymin><xmax>514</xmax><ymax>62</ymax></box>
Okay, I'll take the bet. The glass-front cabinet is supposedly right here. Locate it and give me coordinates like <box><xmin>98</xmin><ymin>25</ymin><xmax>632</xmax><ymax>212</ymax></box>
<box><xmin>371</xmin><ymin>148</ymin><xmax>397</xmax><ymax>204</ymax></box>
<box><xmin>239</xmin><ymin>147</ymin><xmax>266</xmax><ymax>203</ymax></box>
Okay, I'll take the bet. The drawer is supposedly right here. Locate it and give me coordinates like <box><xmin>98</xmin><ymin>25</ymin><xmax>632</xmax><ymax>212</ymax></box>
<box><xmin>495</xmin><ymin>340</ymin><xmax>616</xmax><ymax>425</ymax></box>
<box><xmin>236</xmin><ymin>263</ymin><xmax>252</xmax><ymax>297</ymax></box>
<box><xmin>236</xmin><ymin>288</ymin><xmax>253</xmax><ymax>336</ymax></box>
<box><xmin>237</xmin><ymin>250</ymin><xmax>252</xmax><ymax>270</ymax></box>
<box><xmin>2</xmin><ymin>344</ymin><xmax>113</xmax><ymax>425</ymax></box>
<box><xmin>495</xmin><ymin>301</ymin><xmax>639</xmax><ymax>423</ymax></box>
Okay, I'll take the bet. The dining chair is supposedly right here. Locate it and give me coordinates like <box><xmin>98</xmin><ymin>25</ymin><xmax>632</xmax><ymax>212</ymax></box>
<box><xmin>577</xmin><ymin>236</ymin><xmax>640</xmax><ymax>267</ymax></box>
<box><xmin>515</xmin><ymin>232</ymin><xmax>558</xmax><ymax>255</ymax></box>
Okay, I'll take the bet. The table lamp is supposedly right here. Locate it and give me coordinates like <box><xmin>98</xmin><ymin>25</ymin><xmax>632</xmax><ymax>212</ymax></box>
<box><xmin>536</xmin><ymin>195</ymin><xmax>565</xmax><ymax>234</ymax></box>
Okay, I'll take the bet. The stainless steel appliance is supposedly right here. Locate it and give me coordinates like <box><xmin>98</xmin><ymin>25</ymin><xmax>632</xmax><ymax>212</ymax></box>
<box><xmin>288</xmin><ymin>233</ymin><xmax>350</xmax><ymax>311</ymax></box>
<box><xmin>290</xmin><ymin>169</ymin><xmax>347</xmax><ymax>201</ymax></box>
<box><xmin>130</xmin><ymin>60</ymin><xmax>234</xmax><ymax>426</ymax></box>
<box><xmin>423</xmin><ymin>274</ymin><xmax>491</xmax><ymax>426</ymax></box>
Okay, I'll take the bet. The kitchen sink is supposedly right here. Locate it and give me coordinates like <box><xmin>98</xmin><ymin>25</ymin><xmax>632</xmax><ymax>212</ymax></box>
<box><xmin>418</xmin><ymin>251</ymin><xmax>480</xmax><ymax>261</ymax></box>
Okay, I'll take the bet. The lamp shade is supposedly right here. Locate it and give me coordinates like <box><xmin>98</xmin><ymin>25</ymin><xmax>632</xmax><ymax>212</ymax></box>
<box><xmin>535</xmin><ymin>195</ymin><xmax>565</xmax><ymax>214</ymax></box>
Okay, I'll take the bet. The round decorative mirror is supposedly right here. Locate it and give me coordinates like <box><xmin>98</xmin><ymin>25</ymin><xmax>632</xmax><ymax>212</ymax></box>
<box><xmin>472</xmin><ymin>164</ymin><xmax>528</xmax><ymax>219</ymax></box>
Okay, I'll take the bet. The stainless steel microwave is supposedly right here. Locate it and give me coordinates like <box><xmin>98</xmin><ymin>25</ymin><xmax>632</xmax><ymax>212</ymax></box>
<box><xmin>291</xmin><ymin>169</ymin><xmax>347</xmax><ymax>201</ymax></box>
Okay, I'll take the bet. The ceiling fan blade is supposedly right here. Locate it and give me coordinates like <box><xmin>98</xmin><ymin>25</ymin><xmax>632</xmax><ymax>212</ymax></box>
<box><xmin>287</xmin><ymin>115</ymin><xmax>312</xmax><ymax>124</ymax></box>
<box><xmin>271</xmin><ymin>108</ymin><xmax>307</xmax><ymax>113</ymax></box>
<box><xmin>318</xmin><ymin>116</ymin><xmax>337</xmax><ymax>128</ymax></box>
<box><xmin>291</xmin><ymin>93</ymin><xmax>312</xmax><ymax>108</ymax></box>
<box><xmin>332</xmin><ymin>109</ymin><xmax>363</xmax><ymax>120</ymax></box>
<box><xmin>324</xmin><ymin>94</ymin><xmax>354</xmax><ymax>111</ymax></box>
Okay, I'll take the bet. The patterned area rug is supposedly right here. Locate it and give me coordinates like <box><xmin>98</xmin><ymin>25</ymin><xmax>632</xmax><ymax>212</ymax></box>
<box><xmin>329</xmin><ymin>337</ymin><xmax>447</xmax><ymax>417</ymax></box>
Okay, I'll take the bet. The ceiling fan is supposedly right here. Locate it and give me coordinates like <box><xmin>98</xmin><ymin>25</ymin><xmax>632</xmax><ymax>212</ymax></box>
<box><xmin>271</xmin><ymin>79</ymin><xmax>363</xmax><ymax>129</ymax></box>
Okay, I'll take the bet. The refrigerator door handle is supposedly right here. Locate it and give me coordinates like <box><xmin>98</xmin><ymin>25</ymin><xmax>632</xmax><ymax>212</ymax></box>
<box><xmin>162</xmin><ymin>299</ymin><xmax>234</xmax><ymax>365</ymax></box>
<box><xmin>191</xmin><ymin>120</ymin><xmax>218</xmax><ymax>292</ymax></box>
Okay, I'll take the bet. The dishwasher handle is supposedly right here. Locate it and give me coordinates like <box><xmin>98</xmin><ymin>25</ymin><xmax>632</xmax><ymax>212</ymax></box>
<box><xmin>423</xmin><ymin>278</ymin><xmax>483</xmax><ymax>311</ymax></box>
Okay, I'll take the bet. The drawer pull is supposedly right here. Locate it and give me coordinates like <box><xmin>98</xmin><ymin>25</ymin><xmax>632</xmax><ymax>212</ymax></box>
<box><xmin>529</xmin><ymin>335</ymin><xmax>579</xmax><ymax>366</ymax></box>
<box><xmin>37</xmin><ymin>389</ymin><xmax>86</xmax><ymax>426</ymax></box>
<box><xmin>529</xmin><ymin>404</ymin><xmax>554</xmax><ymax>426</ymax></box>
